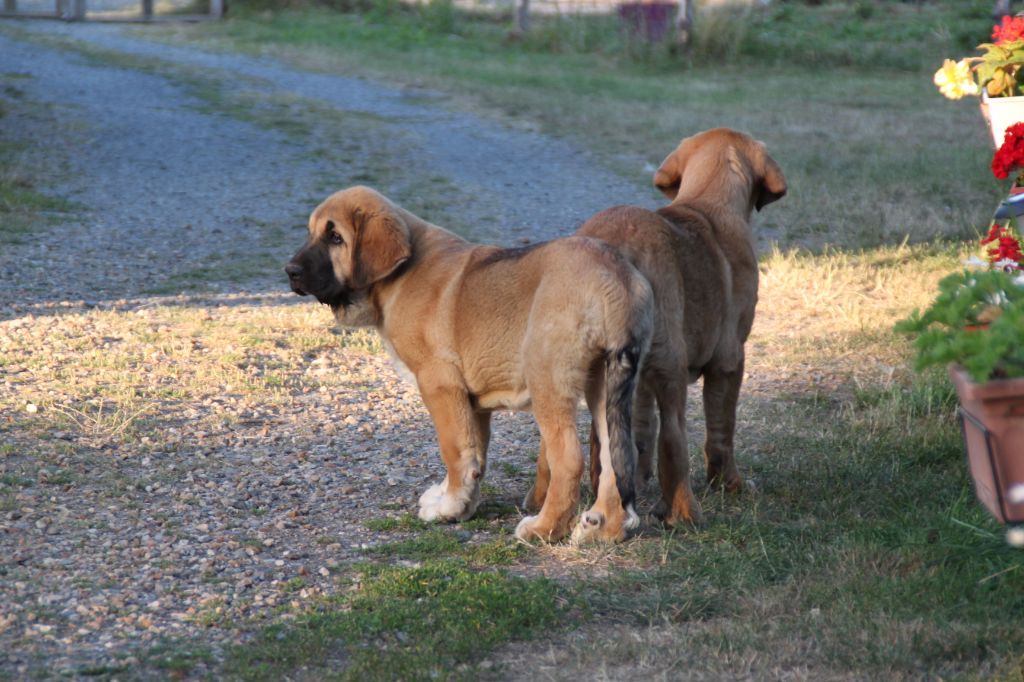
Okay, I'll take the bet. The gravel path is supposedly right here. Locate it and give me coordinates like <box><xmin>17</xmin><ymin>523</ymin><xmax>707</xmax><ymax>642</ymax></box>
<box><xmin>1</xmin><ymin>20</ymin><xmax>654</xmax><ymax>316</ymax></box>
<box><xmin>0</xmin><ymin>19</ymin><xmax>659</xmax><ymax>678</ymax></box>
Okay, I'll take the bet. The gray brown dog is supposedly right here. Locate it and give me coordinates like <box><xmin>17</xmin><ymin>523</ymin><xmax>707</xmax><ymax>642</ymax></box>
<box><xmin>285</xmin><ymin>186</ymin><xmax>654</xmax><ymax>543</ymax></box>
<box><xmin>525</xmin><ymin>128</ymin><xmax>786</xmax><ymax>526</ymax></box>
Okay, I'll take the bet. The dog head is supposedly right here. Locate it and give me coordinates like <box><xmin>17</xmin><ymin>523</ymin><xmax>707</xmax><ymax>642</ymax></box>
<box><xmin>285</xmin><ymin>186</ymin><xmax>412</xmax><ymax>317</ymax></box>
<box><xmin>653</xmin><ymin>128</ymin><xmax>787</xmax><ymax>212</ymax></box>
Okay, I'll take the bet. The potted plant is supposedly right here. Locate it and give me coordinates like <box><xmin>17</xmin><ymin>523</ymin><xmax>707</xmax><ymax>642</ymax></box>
<box><xmin>896</xmin><ymin>130</ymin><xmax>1024</xmax><ymax>528</ymax></box>
<box><xmin>934</xmin><ymin>14</ymin><xmax>1024</xmax><ymax>145</ymax></box>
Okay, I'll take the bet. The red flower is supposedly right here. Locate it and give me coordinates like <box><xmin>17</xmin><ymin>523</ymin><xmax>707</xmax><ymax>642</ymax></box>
<box><xmin>992</xmin><ymin>15</ymin><xmax>1024</xmax><ymax>44</ymax></box>
<box><xmin>991</xmin><ymin>123</ymin><xmax>1024</xmax><ymax>179</ymax></box>
<box><xmin>996</xmin><ymin>235</ymin><xmax>1024</xmax><ymax>263</ymax></box>
<box><xmin>981</xmin><ymin>222</ymin><xmax>1003</xmax><ymax>245</ymax></box>
<box><xmin>981</xmin><ymin>222</ymin><xmax>1024</xmax><ymax>267</ymax></box>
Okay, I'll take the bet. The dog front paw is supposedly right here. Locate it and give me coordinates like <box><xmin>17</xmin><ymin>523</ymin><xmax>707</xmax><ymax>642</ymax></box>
<box><xmin>417</xmin><ymin>481</ymin><xmax>479</xmax><ymax>522</ymax></box>
<box><xmin>515</xmin><ymin>514</ymin><xmax>570</xmax><ymax>543</ymax></box>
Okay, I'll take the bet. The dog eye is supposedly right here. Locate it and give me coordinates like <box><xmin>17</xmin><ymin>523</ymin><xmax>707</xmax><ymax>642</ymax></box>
<box><xmin>324</xmin><ymin>221</ymin><xmax>344</xmax><ymax>246</ymax></box>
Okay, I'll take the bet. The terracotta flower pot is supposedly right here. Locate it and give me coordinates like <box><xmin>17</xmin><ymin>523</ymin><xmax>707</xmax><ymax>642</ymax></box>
<box><xmin>949</xmin><ymin>364</ymin><xmax>1024</xmax><ymax>523</ymax></box>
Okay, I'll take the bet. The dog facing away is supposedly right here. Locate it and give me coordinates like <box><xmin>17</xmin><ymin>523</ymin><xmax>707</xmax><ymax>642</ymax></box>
<box><xmin>525</xmin><ymin>128</ymin><xmax>787</xmax><ymax>526</ymax></box>
<box><xmin>285</xmin><ymin>186</ymin><xmax>654</xmax><ymax>544</ymax></box>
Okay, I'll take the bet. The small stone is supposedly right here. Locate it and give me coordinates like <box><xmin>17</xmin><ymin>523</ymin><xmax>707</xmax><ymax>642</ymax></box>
<box><xmin>24</xmin><ymin>403</ymin><xmax>37</xmax><ymax>414</ymax></box>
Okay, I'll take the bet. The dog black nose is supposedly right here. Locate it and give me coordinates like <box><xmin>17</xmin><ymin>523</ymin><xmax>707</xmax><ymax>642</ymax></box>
<box><xmin>285</xmin><ymin>262</ymin><xmax>303</xmax><ymax>280</ymax></box>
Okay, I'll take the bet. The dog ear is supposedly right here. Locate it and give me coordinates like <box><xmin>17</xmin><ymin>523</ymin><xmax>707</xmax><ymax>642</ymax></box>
<box><xmin>351</xmin><ymin>207</ymin><xmax>411</xmax><ymax>289</ymax></box>
<box><xmin>653</xmin><ymin>151</ymin><xmax>683</xmax><ymax>200</ymax></box>
<box><xmin>754</xmin><ymin>150</ymin><xmax>787</xmax><ymax>211</ymax></box>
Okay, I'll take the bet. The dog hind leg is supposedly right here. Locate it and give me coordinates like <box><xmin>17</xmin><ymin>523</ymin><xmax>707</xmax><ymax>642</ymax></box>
<box><xmin>572</xmin><ymin>343</ymin><xmax>644</xmax><ymax>544</ymax></box>
<box><xmin>516</xmin><ymin>401</ymin><xmax>583</xmax><ymax>543</ymax></box>
<box><xmin>702</xmin><ymin>359</ymin><xmax>745</xmax><ymax>492</ymax></box>
<box><xmin>651</xmin><ymin>378</ymin><xmax>702</xmax><ymax>527</ymax></box>
<box><xmin>633</xmin><ymin>384</ymin><xmax>659</xmax><ymax>489</ymax></box>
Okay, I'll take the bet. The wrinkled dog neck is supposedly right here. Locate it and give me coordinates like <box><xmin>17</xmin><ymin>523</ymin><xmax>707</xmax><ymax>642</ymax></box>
<box><xmin>332</xmin><ymin>291</ymin><xmax>378</xmax><ymax>327</ymax></box>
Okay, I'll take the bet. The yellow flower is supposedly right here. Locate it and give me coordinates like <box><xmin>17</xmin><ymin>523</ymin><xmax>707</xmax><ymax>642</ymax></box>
<box><xmin>933</xmin><ymin>59</ymin><xmax>979</xmax><ymax>99</ymax></box>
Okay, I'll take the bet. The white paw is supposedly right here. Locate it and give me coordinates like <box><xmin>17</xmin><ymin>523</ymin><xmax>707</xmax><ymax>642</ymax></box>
<box><xmin>570</xmin><ymin>510</ymin><xmax>605</xmax><ymax>545</ymax></box>
<box><xmin>417</xmin><ymin>481</ymin><xmax>479</xmax><ymax>522</ymax></box>
<box><xmin>624</xmin><ymin>503</ymin><xmax>640</xmax><ymax>531</ymax></box>
<box><xmin>417</xmin><ymin>482</ymin><xmax>447</xmax><ymax>522</ymax></box>
<box><xmin>515</xmin><ymin>515</ymin><xmax>540</xmax><ymax>542</ymax></box>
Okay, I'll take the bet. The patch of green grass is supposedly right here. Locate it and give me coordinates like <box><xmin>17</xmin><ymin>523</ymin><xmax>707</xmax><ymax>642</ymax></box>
<box><xmin>140</xmin><ymin>641</ymin><xmax>215</xmax><ymax>678</ymax></box>
<box><xmin>0</xmin><ymin>474</ymin><xmax>34</xmax><ymax>488</ymax></box>
<box><xmin>223</xmin><ymin>558</ymin><xmax>560</xmax><ymax>680</ymax></box>
<box><xmin>38</xmin><ymin>468</ymin><xmax>76</xmax><ymax>486</ymax></box>
<box><xmin>368</xmin><ymin>527</ymin><xmax>464</xmax><ymax>560</ymax></box>
<box><xmin>463</xmin><ymin>537</ymin><xmax>526</xmax><ymax>566</ymax></box>
<box><xmin>281</xmin><ymin>577</ymin><xmax>308</xmax><ymax>593</ymax></box>
<box><xmin>366</xmin><ymin>518</ymin><xmax>524</xmax><ymax>566</ymax></box>
<box><xmin>68</xmin><ymin>664</ymin><xmax>129</xmax><ymax>677</ymax></box>
<box><xmin>734</xmin><ymin>0</ymin><xmax>991</xmax><ymax>71</ymax></box>
<box><xmin>364</xmin><ymin>513</ymin><xmax>428</xmax><ymax>532</ymax></box>
<box><xmin>0</xmin><ymin>73</ymin><xmax>80</xmax><ymax>245</ymax></box>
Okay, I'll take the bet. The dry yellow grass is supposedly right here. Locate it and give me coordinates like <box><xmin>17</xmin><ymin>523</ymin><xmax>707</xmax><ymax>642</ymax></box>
<box><xmin>750</xmin><ymin>243</ymin><xmax>960</xmax><ymax>396</ymax></box>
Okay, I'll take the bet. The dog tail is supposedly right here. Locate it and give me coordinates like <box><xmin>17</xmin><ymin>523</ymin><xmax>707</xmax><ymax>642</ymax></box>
<box><xmin>604</xmin><ymin>279</ymin><xmax>653</xmax><ymax>512</ymax></box>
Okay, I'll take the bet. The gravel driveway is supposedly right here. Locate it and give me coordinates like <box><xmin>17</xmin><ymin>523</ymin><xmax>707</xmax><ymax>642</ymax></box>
<box><xmin>1</xmin><ymin>20</ymin><xmax>655</xmax><ymax>314</ymax></box>
<box><xmin>0</xmin><ymin>18</ymin><xmax>659</xmax><ymax>678</ymax></box>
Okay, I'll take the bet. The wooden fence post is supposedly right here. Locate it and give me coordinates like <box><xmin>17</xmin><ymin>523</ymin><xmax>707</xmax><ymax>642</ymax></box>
<box><xmin>141</xmin><ymin>0</ymin><xmax>152</xmax><ymax>19</ymax></box>
<box><xmin>63</xmin><ymin>0</ymin><xmax>85</xmax><ymax>20</ymax></box>
<box><xmin>2</xmin><ymin>0</ymin><xmax>16</xmax><ymax>14</ymax></box>
<box><xmin>675</xmin><ymin>0</ymin><xmax>695</xmax><ymax>46</ymax></box>
<box><xmin>994</xmin><ymin>0</ymin><xmax>1012</xmax><ymax>19</ymax></box>
<box><xmin>516</xmin><ymin>0</ymin><xmax>529</xmax><ymax>34</ymax></box>
<box><xmin>209</xmin><ymin>0</ymin><xmax>223</xmax><ymax>17</ymax></box>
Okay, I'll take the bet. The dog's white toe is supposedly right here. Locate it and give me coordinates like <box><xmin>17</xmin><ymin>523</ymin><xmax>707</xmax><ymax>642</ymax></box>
<box><xmin>570</xmin><ymin>510</ymin><xmax>605</xmax><ymax>545</ymax></box>
<box><xmin>417</xmin><ymin>481</ymin><xmax>479</xmax><ymax>522</ymax></box>
<box><xmin>515</xmin><ymin>515</ymin><xmax>540</xmax><ymax>542</ymax></box>
<box><xmin>417</xmin><ymin>482</ymin><xmax>448</xmax><ymax>521</ymax></box>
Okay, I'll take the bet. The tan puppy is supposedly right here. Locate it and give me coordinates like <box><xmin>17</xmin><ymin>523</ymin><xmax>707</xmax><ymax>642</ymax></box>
<box><xmin>285</xmin><ymin>187</ymin><xmax>654</xmax><ymax>543</ymax></box>
<box><xmin>526</xmin><ymin>128</ymin><xmax>786</xmax><ymax>526</ymax></box>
